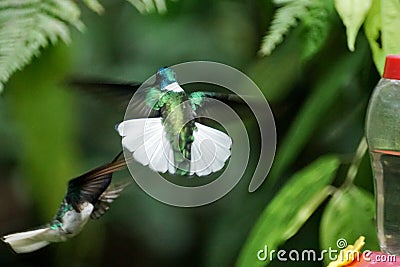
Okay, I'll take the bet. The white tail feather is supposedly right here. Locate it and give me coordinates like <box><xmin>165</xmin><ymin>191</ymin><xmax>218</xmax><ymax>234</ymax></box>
<box><xmin>2</xmin><ymin>228</ymin><xmax>51</xmax><ymax>253</ymax></box>
<box><xmin>189</xmin><ymin>123</ymin><xmax>232</xmax><ymax>176</ymax></box>
<box><xmin>118</xmin><ymin>118</ymin><xmax>176</xmax><ymax>174</ymax></box>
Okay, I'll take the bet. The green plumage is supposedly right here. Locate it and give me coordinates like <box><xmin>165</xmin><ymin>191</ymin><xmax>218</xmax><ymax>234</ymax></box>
<box><xmin>159</xmin><ymin>91</ymin><xmax>196</xmax><ymax>175</ymax></box>
<box><xmin>50</xmin><ymin>200</ymin><xmax>72</xmax><ymax>229</ymax></box>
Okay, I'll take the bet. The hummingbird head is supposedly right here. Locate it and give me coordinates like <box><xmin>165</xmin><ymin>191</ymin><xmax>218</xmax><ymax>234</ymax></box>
<box><xmin>156</xmin><ymin>67</ymin><xmax>177</xmax><ymax>88</ymax></box>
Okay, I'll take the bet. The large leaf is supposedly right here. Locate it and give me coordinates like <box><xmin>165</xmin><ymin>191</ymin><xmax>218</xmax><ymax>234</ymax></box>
<box><xmin>335</xmin><ymin>0</ymin><xmax>372</xmax><ymax>52</ymax></box>
<box><xmin>364</xmin><ymin>0</ymin><xmax>400</xmax><ymax>74</ymax></box>
<box><xmin>236</xmin><ymin>156</ymin><xmax>340</xmax><ymax>267</ymax></box>
<box><xmin>267</xmin><ymin>43</ymin><xmax>366</xmax><ymax>186</ymax></box>
<box><xmin>320</xmin><ymin>186</ymin><xmax>379</xmax><ymax>264</ymax></box>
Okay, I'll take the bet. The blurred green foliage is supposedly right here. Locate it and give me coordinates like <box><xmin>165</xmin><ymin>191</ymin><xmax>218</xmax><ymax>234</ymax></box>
<box><xmin>0</xmin><ymin>0</ymin><xmax>399</xmax><ymax>267</ymax></box>
<box><xmin>237</xmin><ymin>156</ymin><xmax>340</xmax><ymax>267</ymax></box>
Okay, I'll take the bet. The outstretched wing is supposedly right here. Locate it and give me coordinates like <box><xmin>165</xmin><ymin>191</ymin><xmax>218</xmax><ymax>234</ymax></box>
<box><xmin>67</xmin><ymin>79</ymin><xmax>162</xmax><ymax>118</ymax></box>
<box><xmin>189</xmin><ymin>91</ymin><xmax>245</xmax><ymax>119</ymax></box>
<box><xmin>90</xmin><ymin>181</ymin><xmax>132</xmax><ymax>219</ymax></box>
<box><xmin>66</xmin><ymin>152</ymin><xmax>127</xmax><ymax>212</ymax></box>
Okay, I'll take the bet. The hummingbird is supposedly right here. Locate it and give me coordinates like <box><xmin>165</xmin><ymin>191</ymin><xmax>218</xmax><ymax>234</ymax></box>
<box><xmin>1</xmin><ymin>153</ymin><xmax>129</xmax><ymax>254</ymax></box>
<box><xmin>116</xmin><ymin>67</ymin><xmax>242</xmax><ymax>176</ymax></box>
<box><xmin>69</xmin><ymin>67</ymin><xmax>244</xmax><ymax>176</ymax></box>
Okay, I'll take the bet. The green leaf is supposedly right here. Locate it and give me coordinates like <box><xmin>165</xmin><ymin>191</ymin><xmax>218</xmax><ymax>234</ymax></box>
<box><xmin>259</xmin><ymin>0</ymin><xmax>313</xmax><ymax>56</ymax></box>
<box><xmin>236</xmin><ymin>156</ymin><xmax>340</xmax><ymax>267</ymax></box>
<box><xmin>320</xmin><ymin>186</ymin><xmax>379</xmax><ymax>264</ymax></box>
<box><xmin>364</xmin><ymin>0</ymin><xmax>400</xmax><ymax>75</ymax></box>
<box><xmin>301</xmin><ymin>0</ymin><xmax>334</xmax><ymax>60</ymax></box>
<box><xmin>335</xmin><ymin>0</ymin><xmax>372</xmax><ymax>52</ymax></box>
<box><xmin>0</xmin><ymin>0</ymin><xmax>84</xmax><ymax>92</ymax></box>
<box><xmin>267</xmin><ymin>42</ymin><xmax>367</xmax><ymax>186</ymax></box>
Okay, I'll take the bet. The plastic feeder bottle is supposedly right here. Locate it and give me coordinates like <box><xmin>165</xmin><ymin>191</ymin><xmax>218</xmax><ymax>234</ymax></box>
<box><xmin>366</xmin><ymin>55</ymin><xmax>400</xmax><ymax>255</ymax></box>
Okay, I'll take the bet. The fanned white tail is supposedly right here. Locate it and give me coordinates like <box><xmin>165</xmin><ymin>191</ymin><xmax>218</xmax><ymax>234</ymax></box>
<box><xmin>2</xmin><ymin>228</ymin><xmax>51</xmax><ymax>253</ymax></box>
<box><xmin>117</xmin><ymin>119</ymin><xmax>232</xmax><ymax>176</ymax></box>
<box><xmin>117</xmin><ymin>118</ymin><xmax>175</xmax><ymax>174</ymax></box>
<box><xmin>189</xmin><ymin>123</ymin><xmax>232</xmax><ymax>176</ymax></box>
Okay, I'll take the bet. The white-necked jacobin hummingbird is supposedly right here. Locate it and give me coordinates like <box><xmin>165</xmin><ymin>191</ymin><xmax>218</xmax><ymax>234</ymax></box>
<box><xmin>117</xmin><ymin>67</ymin><xmax>240</xmax><ymax>176</ymax></box>
<box><xmin>70</xmin><ymin>67</ymin><xmax>244</xmax><ymax>176</ymax></box>
<box><xmin>1</xmin><ymin>153</ymin><xmax>129</xmax><ymax>254</ymax></box>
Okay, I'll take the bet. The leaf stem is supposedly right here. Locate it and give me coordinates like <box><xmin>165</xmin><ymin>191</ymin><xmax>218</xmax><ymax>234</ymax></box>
<box><xmin>342</xmin><ymin>136</ymin><xmax>368</xmax><ymax>188</ymax></box>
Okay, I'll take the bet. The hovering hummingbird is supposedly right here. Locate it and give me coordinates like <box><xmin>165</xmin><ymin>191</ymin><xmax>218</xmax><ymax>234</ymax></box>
<box><xmin>70</xmin><ymin>67</ymin><xmax>245</xmax><ymax>176</ymax></box>
<box><xmin>1</xmin><ymin>153</ymin><xmax>129</xmax><ymax>254</ymax></box>
<box><xmin>115</xmin><ymin>67</ymin><xmax>244</xmax><ymax>176</ymax></box>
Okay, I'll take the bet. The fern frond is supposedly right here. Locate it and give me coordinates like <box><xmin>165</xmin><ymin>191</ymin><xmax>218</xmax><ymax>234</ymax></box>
<box><xmin>0</xmin><ymin>0</ymin><xmax>174</xmax><ymax>92</ymax></box>
<box><xmin>82</xmin><ymin>0</ymin><xmax>105</xmax><ymax>14</ymax></box>
<box><xmin>126</xmin><ymin>0</ymin><xmax>169</xmax><ymax>14</ymax></box>
<box><xmin>0</xmin><ymin>0</ymin><xmax>84</xmax><ymax>92</ymax></box>
<box><xmin>259</xmin><ymin>0</ymin><xmax>313</xmax><ymax>56</ymax></box>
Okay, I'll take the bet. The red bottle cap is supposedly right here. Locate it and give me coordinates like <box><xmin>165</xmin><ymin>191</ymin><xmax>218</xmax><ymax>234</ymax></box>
<box><xmin>383</xmin><ymin>55</ymin><xmax>400</xmax><ymax>80</ymax></box>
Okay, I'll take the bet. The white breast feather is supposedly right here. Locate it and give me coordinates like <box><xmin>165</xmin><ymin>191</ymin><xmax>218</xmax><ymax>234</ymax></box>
<box><xmin>62</xmin><ymin>203</ymin><xmax>94</xmax><ymax>236</ymax></box>
<box><xmin>164</xmin><ymin>82</ymin><xmax>183</xmax><ymax>92</ymax></box>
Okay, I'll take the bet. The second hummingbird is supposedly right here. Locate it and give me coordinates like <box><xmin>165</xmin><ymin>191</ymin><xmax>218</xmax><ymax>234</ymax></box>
<box><xmin>1</xmin><ymin>153</ymin><xmax>129</xmax><ymax>253</ymax></box>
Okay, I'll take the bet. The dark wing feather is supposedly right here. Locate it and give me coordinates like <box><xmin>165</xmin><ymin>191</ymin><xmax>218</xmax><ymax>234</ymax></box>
<box><xmin>189</xmin><ymin>92</ymin><xmax>246</xmax><ymax>115</ymax></box>
<box><xmin>66</xmin><ymin>152</ymin><xmax>127</xmax><ymax>212</ymax></box>
<box><xmin>189</xmin><ymin>91</ymin><xmax>246</xmax><ymax>120</ymax></box>
<box><xmin>67</xmin><ymin>79</ymin><xmax>139</xmax><ymax>111</ymax></box>
<box><xmin>67</xmin><ymin>79</ymin><xmax>162</xmax><ymax>118</ymax></box>
<box><xmin>90</xmin><ymin>180</ymin><xmax>132</xmax><ymax>219</ymax></box>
